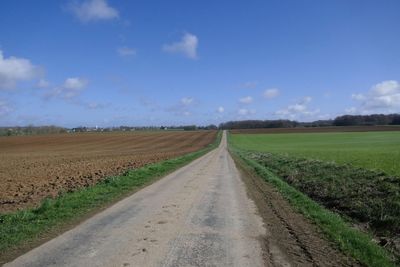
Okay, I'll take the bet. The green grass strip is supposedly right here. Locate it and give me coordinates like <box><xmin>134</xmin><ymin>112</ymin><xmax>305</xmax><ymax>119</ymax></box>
<box><xmin>229</xmin><ymin>145</ymin><xmax>396</xmax><ymax>267</ymax></box>
<box><xmin>0</xmin><ymin>131</ymin><xmax>221</xmax><ymax>256</ymax></box>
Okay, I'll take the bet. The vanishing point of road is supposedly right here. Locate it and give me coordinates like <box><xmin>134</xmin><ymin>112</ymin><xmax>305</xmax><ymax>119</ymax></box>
<box><xmin>6</xmin><ymin>131</ymin><xmax>266</xmax><ymax>267</ymax></box>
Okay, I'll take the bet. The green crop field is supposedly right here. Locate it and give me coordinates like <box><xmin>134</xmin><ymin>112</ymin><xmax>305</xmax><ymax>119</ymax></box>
<box><xmin>231</xmin><ymin>131</ymin><xmax>400</xmax><ymax>177</ymax></box>
<box><xmin>230</xmin><ymin>130</ymin><xmax>400</xmax><ymax>264</ymax></box>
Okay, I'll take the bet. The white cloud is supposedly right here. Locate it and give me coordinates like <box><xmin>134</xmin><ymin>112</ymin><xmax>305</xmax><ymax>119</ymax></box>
<box><xmin>63</xmin><ymin>77</ymin><xmax>88</xmax><ymax>99</ymax></box>
<box><xmin>117</xmin><ymin>46</ymin><xmax>136</xmax><ymax>57</ymax></box>
<box><xmin>45</xmin><ymin>77</ymin><xmax>88</xmax><ymax>100</ymax></box>
<box><xmin>238</xmin><ymin>108</ymin><xmax>256</xmax><ymax>116</ymax></box>
<box><xmin>345</xmin><ymin>107</ymin><xmax>357</xmax><ymax>114</ymax></box>
<box><xmin>64</xmin><ymin>77</ymin><xmax>87</xmax><ymax>89</ymax></box>
<box><xmin>263</xmin><ymin>88</ymin><xmax>279</xmax><ymax>99</ymax></box>
<box><xmin>239</xmin><ymin>96</ymin><xmax>253</xmax><ymax>104</ymax></box>
<box><xmin>163</xmin><ymin>33</ymin><xmax>198</xmax><ymax>59</ymax></box>
<box><xmin>238</xmin><ymin>108</ymin><xmax>248</xmax><ymax>116</ymax></box>
<box><xmin>275</xmin><ymin>96</ymin><xmax>319</xmax><ymax>119</ymax></box>
<box><xmin>350</xmin><ymin>80</ymin><xmax>400</xmax><ymax>113</ymax></box>
<box><xmin>68</xmin><ymin>0</ymin><xmax>119</xmax><ymax>22</ymax></box>
<box><xmin>372</xmin><ymin>80</ymin><xmax>399</xmax><ymax>95</ymax></box>
<box><xmin>166</xmin><ymin>97</ymin><xmax>195</xmax><ymax>116</ymax></box>
<box><xmin>181</xmin><ymin>97</ymin><xmax>193</xmax><ymax>106</ymax></box>
<box><xmin>0</xmin><ymin>99</ymin><xmax>12</xmax><ymax>117</ymax></box>
<box><xmin>37</xmin><ymin>79</ymin><xmax>50</xmax><ymax>89</ymax></box>
<box><xmin>217</xmin><ymin>106</ymin><xmax>224</xmax><ymax>113</ymax></box>
<box><xmin>351</xmin><ymin>93</ymin><xmax>365</xmax><ymax>101</ymax></box>
<box><xmin>0</xmin><ymin>50</ymin><xmax>41</xmax><ymax>89</ymax></box>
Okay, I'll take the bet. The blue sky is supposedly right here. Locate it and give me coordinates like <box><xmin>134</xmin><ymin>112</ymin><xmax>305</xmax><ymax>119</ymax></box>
<box><xmin>0</xmin><ymin>0</ymin><xmax>399</xmax><ymax>127</ymax></box>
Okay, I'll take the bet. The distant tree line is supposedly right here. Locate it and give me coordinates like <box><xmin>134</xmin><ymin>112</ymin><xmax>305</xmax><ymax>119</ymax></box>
<box><xmin>71</xmin><ymin>124</ymin><xmax>218</xmax><ymax>132</ymax></box>
<box><xmin>0</xmin><ymin>125</ymin><xmax>67</xmax><ymax>136</ymax></box>
<box><xmin>0</xmin><ymin>124</ymin><xmax>219</xmax><ymax>136</ymax></box>
<box><xmin>219</xmin><ymin>120</ymin><xmax>299</xmax><ymax>130</ymax></box>
<box><xmin>219</xmin><ymin>114</ymin><xmax>400</xmax><ymax>129</ymax></box>
<box><xmin>160</xmin><ymin>124</ymin><xmax>218</xmax><ymax>131</ymax></box>
<box><xmin>333</xmin><ymin>114</ymin><xmax>400</xmax><ymax>126</ymax></box>
<box><xmin>2</xmin><ymin>114</ymin><xmax>399</xmax><ymax>135</ymax></box>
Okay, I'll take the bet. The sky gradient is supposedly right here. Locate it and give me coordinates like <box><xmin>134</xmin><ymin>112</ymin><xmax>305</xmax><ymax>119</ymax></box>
<box><xmin>1</xmin><ymin>0</ymin><xmax>399</xmax><ymax>127</ymax></box>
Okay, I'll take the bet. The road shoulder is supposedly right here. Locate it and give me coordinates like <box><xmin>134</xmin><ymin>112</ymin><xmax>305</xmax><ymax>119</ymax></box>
<box><xmin>231</xmin><ymin>151</ymin><xmax>361</xmax><ymax>266</ymax></box>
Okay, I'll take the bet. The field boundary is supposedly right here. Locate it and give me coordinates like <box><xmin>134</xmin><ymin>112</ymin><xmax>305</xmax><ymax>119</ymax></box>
<box><xmin>0</xmin><ymin>131</ymin><xmax>222</xmax><ymax>265</ymax></box>
<box><xmin>230</xmin><ymin>125</ymin><xmax>400</xmax><ymax>134</ymax></box>
<box><xmin>228</xmin><ymin>138</ymin><xmax>396</xmax><ymax>267</ymax></box>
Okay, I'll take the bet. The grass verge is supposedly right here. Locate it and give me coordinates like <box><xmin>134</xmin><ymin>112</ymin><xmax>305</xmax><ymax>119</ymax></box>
<box><xmin>240</xmin><ymin>152</ymin><xmax>400</xmax><ymax>237</ymax></box>
<box><xmin>229</xmin><ymin>144</ymin><xmax>396</xmax><ymax>267</ymax></box>
<box><xmin>0</xmin><ymin>130</ymin><xmax>221</xmax><ymax>263</ymax></box>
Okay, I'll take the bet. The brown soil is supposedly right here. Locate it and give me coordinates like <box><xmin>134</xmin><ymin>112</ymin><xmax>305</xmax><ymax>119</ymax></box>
<box><xmin>0</xmin><ymin>131</ymin><xmax>216</xmax><ymax>213</ymax></box>
<box><xmin>232</xmin><ymin>152</ymin><xmax>362</xmax><ymax>267</ymax></box>
<box><xmin>231</xmin><ymin>125</ymin><xmax>400</xmax><ymax>134</ymax></box>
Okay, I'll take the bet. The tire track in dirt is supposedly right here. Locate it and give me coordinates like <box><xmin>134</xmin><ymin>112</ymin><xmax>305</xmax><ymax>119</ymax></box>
<box><xmin>233</xmin><ymin>153</ymin><xmax>362</xmax><ymax>267</ymax></box>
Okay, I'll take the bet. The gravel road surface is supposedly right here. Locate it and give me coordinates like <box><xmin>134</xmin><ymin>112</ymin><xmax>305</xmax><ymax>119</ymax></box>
<box><xmin>6</xmin><ymin>131</ymin><xmax>266</xmax><ymax>267</ymax></box>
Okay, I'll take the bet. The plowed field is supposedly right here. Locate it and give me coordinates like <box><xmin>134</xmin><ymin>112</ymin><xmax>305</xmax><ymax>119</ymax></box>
<box><xmin>0</xmin><ymin>131</ymin><xmax>216</xmax><ymax>213</ymax></box>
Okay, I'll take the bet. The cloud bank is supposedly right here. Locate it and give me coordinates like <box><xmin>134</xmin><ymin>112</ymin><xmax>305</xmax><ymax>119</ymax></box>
<box><xmin>350</xmin><ymin>80</ymin><xmax>400</xmax><ymax>114</ymax></box>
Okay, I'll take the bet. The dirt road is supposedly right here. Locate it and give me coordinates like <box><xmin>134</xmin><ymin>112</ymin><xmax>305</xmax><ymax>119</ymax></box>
<box><xmin>5</xmin><ymin>131</ymin><xmax>357</xmax><ymax>266</ymax></box>
<box><xmin>6</xmin><ymin>131</ymin><xmax>266</xmax><ymax>267</ymax></box>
